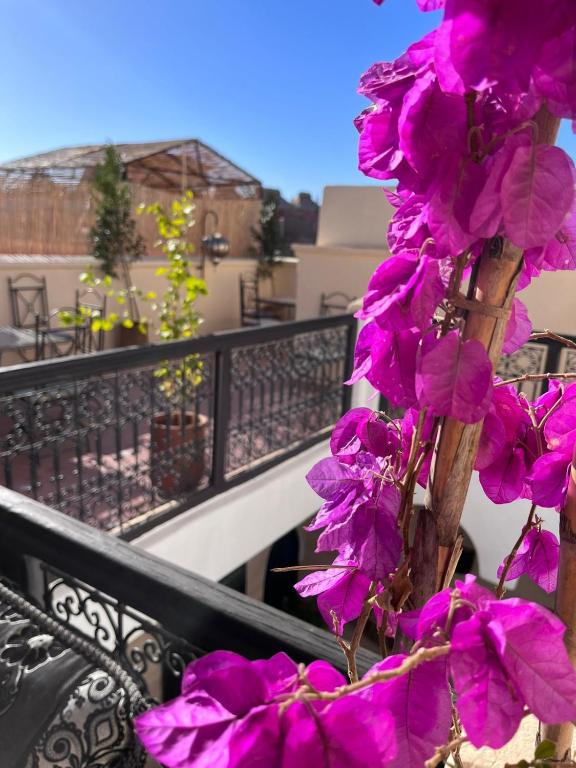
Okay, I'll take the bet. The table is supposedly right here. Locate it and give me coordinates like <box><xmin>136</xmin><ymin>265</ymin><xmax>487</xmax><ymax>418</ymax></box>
<box><xmin>0</xmin><ymin>325</ymin><xmax>75</xmax><ymax>364</ymax></box>
<box><xmin>0</xmin><ymin>326</ymin><xmax>39</xmax><ymax>363</ymax></box>
<box><xmin>255</xmin><ymin>296</ymin><xmax>296</xmax><ymax>322</ymax></box>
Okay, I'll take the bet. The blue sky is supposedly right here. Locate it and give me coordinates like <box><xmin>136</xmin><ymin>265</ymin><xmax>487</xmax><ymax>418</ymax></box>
<box><xmin>1</xmin><ymin>0</ymin><xmax>574</xmax><ymax>201</ymax></box>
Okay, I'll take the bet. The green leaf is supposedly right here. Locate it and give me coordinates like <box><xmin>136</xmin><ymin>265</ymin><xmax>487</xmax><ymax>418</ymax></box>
<box><xmin>535</xmin><ymin>741</ymin><xmax>556</xmax><ymax>760</ymax></box>
<box><xmin>103</xmin><ymin>274</ymin><xmax>113</xmax><ymax>286</ymax></box>
<box><xmin>155</xmin><ymin>267</ymin><xmax>168</xmax><ymax>276</ymax></box>
<box><xmin>122</xmin><ymin>318</ymin><xmax>134</xmax><ymax>329</ymax></box>
<box><xmin>58</xmin><ymin>311</ymin><xmax>74</xmax><ymax>326</ymax></box>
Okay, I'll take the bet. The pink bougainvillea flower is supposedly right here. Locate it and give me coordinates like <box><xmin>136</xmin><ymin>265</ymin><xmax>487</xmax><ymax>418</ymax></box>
<box><xmin>346</xmin><ymin>494</ymin><xmax>403</xmax><ymax>580</ymax></box>
<box><xmin>502</xmin><ymin>298</ymin><xmax>532</xmax><ymax>355</ymax></box>
<box><xmin>497</xmin><ymin>527</ymin><xmax>559</xmax><ymax>593</ymax></box>
<box><xmin>136</xmin><ymin>651</ymin><xmax>398</xmax><ymax>768</ymax></box>
<box><xmin>416</xmin><ymin>332</ymin><xmax>493</xmax><ymax>423</ymax></box>
<box><xmin>500</xmin><ymin>144</ymin><xmax>575</xmax><ymax>249</ymax></box>
<box><xmin>399</xmin><ymin>69</ymin><xmax>467</xmax><ymax>182</ymax></box>
<box><xmin>281</xmin><ymin>695</ymin><xmax>397</xmax><ymax>768</ymax></box>
<box><xmin>305</xmin><ymin>457</ymin><xmax>363</xmax><ymax>502</ymax></box>
<box><xmin>479</xmin><ymin>445</ymin><xmax>528</xmax><ymax>504</ymax></box>
<box><xmin>347</xmin><ymin>321</ymin><xmax>378</xmax><ymax>385</ymax></box>
<box><xmin>357</xmin><ymin>104</ymin><xmax>405</xmax><ymax>182</ymax></box>
<box><xmin>329</xmin><ymin>408</ymin><xmax>401</xmax><ymax>465</ymax></box>
<box><xmin>468</xmin><ymin>133</ymin><xmax>529</xmax><ymax>240</ymax></box>
<box><xmin>540</xmin><ymin>198</ymin><xmax>576</xmax><ymax>272</ymax></box>
<box><xmin>372</xmin><ymin>0</ymin><xmax>445</xmax><ymax>8</ymax></box>
<box><xmin>426</xmin><ymin>155</ymin><xmax>488</xmax><ymax>257</ymax></box>
<box><xmin>358</xmin><ymin>325</ymin><xmax>421</xmax><ymax>409</ymax></box>
<box><xmin>364</xmin><ymin>654</ymin><xmax>452</xmax><ymax>768</ymax></box>
<box><xmin>135</xmin><ymin>651</ymin><xmax>297</xmax><ymax>768</ymax></box>
<box><xmin>528</xmin><ymin>452</ymin><xmax>570</xmax><ymax>509</ymax></box>
<box><xmin>411</xmin><ymin>575</ymin><xmax>491</xmax><ymax>642</ymax></box>
<box><xmin>417</xmin><ymin>0</ymin><xmax>445</xmax><ymax>8</ymax></box>
<box><xmin>359</xmin><ymin>253</ymin><xmax>445</xmax><ymax>331</ymax></box>
<box><xmin>387</xmin><ymin>194</ymin><xmax>433</xmax><ymax>258</ymax></box>
<box><xmin>294</xmin><ymin>550</ymin><xmax>372</xmax><ymax>635</ymax></box>
<box><xmin>450</xmin><ymin>614</ymin><xmax>525</xmax><ymax>748</ymax></box>
<box><xmin>534</xmin><ymin>26</ymin><xmax>576</xmax><ymax>119</ymax></box>
<box><xmin>475</xmin><ymin>384</ymin><xmax>526</xmax><ymax>471</ymax></box>
<box><xmin>486</xmin><ymin>599</ymin><xmax>576</xmax><ymax>724</ymax></box>
<box><xmin>417</xmin><ymin>581</ymin><xmax>576</xmax><ymax>747</ymax></box>
<box><xmin>329</xmin><ymin>407</ymin><xmax>372</xmax><ymax>461</ymax></box>
<box><xmin>359</xmin><ymin>415</ymin><xmax>401</xmax><ymax>459</ymax></box>
<box><xmin>358</xmin><ymin>55</ymin><xmax>417</xmax><ymax>105</ymax></box>
<box><xmin>436</xmin><ymin>0</ymin><xmax>556</xmax><ymax>96</ymax></box>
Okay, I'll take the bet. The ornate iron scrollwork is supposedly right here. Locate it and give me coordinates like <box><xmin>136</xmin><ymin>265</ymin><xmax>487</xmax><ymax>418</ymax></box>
<box><xmin>41</xmin><ymin>565</ymin><xmax>201</xmax><ymax>701</ymax></box>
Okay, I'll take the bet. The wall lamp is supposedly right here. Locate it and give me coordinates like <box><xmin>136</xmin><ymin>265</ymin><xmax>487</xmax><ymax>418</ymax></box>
<box><xmin>199</xmin><ymin>210</ymin><xmax>230</xmax><ymax>278</ymax></box>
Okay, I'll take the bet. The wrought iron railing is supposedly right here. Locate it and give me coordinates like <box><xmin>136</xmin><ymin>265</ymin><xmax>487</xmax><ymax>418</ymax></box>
<box><xmin>0</xmin><ymin>315</ymin><xmax>356</xmax><ymax>537</ymax></box>
<box><xmin>495</xmin><ymin>333</ymin><xmax>576</xmax><ymax>398</ymax></box>
<box><xmin>0</xmin><ymin>487</ymin><xmax>376</xmax><ymax>703</ymax></box>
<box><xmin>380</xmin><ymin>332</ymin><xmax>576</xmax><ymax>416</ymax></box>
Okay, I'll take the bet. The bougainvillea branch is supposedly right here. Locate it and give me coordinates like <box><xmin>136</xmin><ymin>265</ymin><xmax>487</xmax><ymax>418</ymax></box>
<box><xmin>531</xmin><ymin>331</ymin><xmax>576</xmax><ymax>350</ymax></box>
<box><xmin>496</xmin><ymin>504</ymin><xmax>538</xmax><ymax>597</ymax></box>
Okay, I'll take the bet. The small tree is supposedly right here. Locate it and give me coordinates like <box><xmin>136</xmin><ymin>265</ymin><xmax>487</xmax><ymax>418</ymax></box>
<box><xmin>139</xmin><ymin>191</ymin><xmax>208</xmax><ymax>394</ymax></box>
<box><xmin>89</xmin><ymin>144</ymin><xmax>145</xmax><ymax>320</ymax></box>
<box><xmin>252</xmin><ymin>193</ymin><xmax>285</xmax><ymax>279</ymax></box>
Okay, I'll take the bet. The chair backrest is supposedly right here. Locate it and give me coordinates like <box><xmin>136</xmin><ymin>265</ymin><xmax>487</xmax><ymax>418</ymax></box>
<box><xmin>8</xmin><ymin>273</ymin><xmax>49</xmax><ymax>329</ymax></box>
<box><xmin>239</xmin><ymin>274</ymin><xmax>259</xmax><ymax>323</ymax></box>
<box><xmin>76</xmin><ymin>287</ymin><xmax>107</xmax><ymax>352</ymax></box>
<box><xmin>319</xmin><ymin>291</ymin><xmax>355</xmax><ymax>317</ymax></box>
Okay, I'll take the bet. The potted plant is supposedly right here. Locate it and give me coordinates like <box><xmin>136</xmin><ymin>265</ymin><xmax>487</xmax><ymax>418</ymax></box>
<box><xmin>88</xmin><ymin>144</ymin><xmax>147</xmax><ymax>346</ymax></box>
<box><xmin>139</xmin><ymin>192</ymin><xmax>209</xmax><ymax>496</ymax></box>
<box><xmin>64</xmin><ymin>191</ymin><xmax>209</xmax><ymax>494</ymax></box>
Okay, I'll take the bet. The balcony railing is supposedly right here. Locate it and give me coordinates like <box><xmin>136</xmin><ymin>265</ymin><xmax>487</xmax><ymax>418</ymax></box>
<box><xmin>0</xmin><ymin>486</ymin><xmax>376</xmax><ymax>704</ymax></box>
<box><xmin>0</xmin><ymin>314</ymin><xmax>356</xmax><ymax>537</ymax></box>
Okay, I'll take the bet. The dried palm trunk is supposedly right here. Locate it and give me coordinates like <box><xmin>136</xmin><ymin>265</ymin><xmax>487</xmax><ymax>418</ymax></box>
<box><xmin>411</xmin><ymin>107</ymin><xmax>561</xmax><ymax>606</ymax></box>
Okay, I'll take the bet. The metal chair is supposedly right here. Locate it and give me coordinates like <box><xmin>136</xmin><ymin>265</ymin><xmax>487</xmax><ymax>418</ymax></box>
<box><xmin>38</xmin><ymin>307</ymin><xmax>81</xmax><ymax>360</ymax></box>
<box><xmin>239</xmin><ymin>274</ymin><xmax>280</xmax><ymax>327</ymax></box>
<box><xmin>8</xmin><ymin>273</ymin><xmax>49</xmax><ymax>330</ymax></box>
<box><xmin>319</xmin><ymin>291</ymin><xmax>355</xmax><ymax>317</ymax></box>
<box><xmin>7</xmin><ymin>274</ymin><xmax>78</xmax><ymax>361</ymax></box>
<box><xmin>75</xmin><ymin>286</ymin><xmax>107</xmax><ymax>353</ymax></box>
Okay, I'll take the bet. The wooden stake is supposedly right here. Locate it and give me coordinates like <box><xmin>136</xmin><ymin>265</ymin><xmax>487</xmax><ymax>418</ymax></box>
<box><xmin>411</xmin><ymin>107</ymin><xmax>561</xmax><ymax>606</ymax></box>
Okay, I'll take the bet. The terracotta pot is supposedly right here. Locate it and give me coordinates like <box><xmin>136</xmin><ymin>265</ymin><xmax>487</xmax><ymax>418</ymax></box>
<box><xmin>116</xmin><ymin>322</ymin><xmax>149</xmax><ymax>348</ymax></box>
<box><xmin>151</xmin><ymin>412</ymin><xmax>208</xmax><ymax>495</ymax></box>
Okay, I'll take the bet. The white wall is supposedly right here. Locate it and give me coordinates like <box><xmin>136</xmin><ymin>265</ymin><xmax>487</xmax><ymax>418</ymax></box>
<box><xmin>134</xmin><ymin>441</ymin><xmax>330</xmax><ymax>582</ymax></box>
<box><xmin>295</xmin><ymin>184</ymin><xmax>576</xmax><ymax>339</ymax></box>
<box><xmin>293</xmin><ymin>245</ymin><xmax>386</xmax><ymax>320</ymax></box>
<box><xmin>316</xmin><ymin>186</ymin><xmax>394</xmax><ymax>249</ymax></box>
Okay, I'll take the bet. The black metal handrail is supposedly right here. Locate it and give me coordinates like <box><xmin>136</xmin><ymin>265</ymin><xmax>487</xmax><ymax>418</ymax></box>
<box><xmin>0</xmin><ymin>314</ymin><xmax>356</xmax><ymax>537</ymax></box>
<box><xmin>0</xmin><ymin>314</ymin><xmax>356</xmax><ymax>390</ymax></box>
<box><xmin>0</xmin><ymin>486</ymin><xmax>377</xmax><ymax>699</ymax></box>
